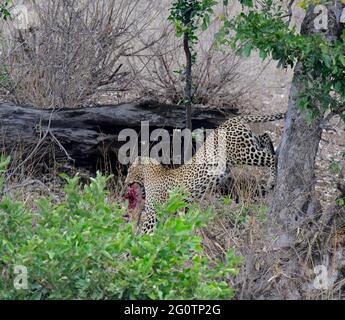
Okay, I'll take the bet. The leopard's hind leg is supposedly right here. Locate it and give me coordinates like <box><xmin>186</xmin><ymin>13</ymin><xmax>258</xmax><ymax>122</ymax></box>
<box><xmin>257</xmin><ymin>132</ymin><xmax>275</xmax><ymax>155</ymax></box>
<box><xmin>234</xmin><ymin>138</ymin><xmax>277</xmax><ymax>192</ymax></box>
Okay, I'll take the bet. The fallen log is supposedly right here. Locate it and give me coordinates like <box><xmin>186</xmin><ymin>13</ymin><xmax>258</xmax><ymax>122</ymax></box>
<box><xmin>0</xmin><ymin>99</ymin><xmax>236</xmax><ymax>168</ymax></box>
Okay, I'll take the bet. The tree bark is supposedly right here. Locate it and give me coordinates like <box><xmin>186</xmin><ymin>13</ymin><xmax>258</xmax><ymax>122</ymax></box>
<box><xmin>269</xmin><ymin>64</ymin><xmax>323</xmax><ymax>246</ymax></box>
<box><xmin>183</xmin><ymin>32</ymin><xmax>193</xmax><ymax>131</ymax></box>
<box><xmin>264</xmin><ymin>1</ymin><xmax>345</xmax><ymax>299</ymax></box>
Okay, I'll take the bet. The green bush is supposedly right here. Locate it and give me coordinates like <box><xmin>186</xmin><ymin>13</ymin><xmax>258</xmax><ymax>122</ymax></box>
<box><xmin>0</xmin><ymin>160</ymin><xmax>240</xmax><ymax>299</ymax></box>
<box><xmin>0</xmin><ymin>155</ymin><xmax>10</xmax><ymax>195</ymax></box>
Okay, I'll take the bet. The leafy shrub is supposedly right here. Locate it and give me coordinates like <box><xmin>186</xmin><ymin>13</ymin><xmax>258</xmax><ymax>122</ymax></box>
<box><xmin>0</xmin><ymin>155</ymin><xmax>10</xmax><ymax>195</ymax></box>
<box><xmin>0</xmin><ymin>164</ymin><xmax>240</xmax><ymax>299</ymax></box>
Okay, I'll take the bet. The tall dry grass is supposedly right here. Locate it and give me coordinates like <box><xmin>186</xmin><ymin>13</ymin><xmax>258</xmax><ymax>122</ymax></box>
<box><xmin>0</xmin><ymin>0</ymin><xmax>166</xmax><ymax>108</ymax></box>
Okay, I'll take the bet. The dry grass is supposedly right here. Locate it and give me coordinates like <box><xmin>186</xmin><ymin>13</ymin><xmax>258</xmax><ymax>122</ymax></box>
<box><xmin>128</xmin><ymin>28</ymin><xmax>247</xmax><ymax>108</ymax></box>
<box><xmin>0</xmin><ymin>0</ymin><xmax>248</xmax><ymax>110</ymax></box>
<box><xmin>200</xmin><ymin>184</ymin><xmax>345</xmax><ymax>300</ymax></box>
<box><xmin>199</xmin><ymin>205</ymin><xmax>341</xmax><ymax>299</ymax></box>
<box><xmin>0</xmin><ymin>0</ymin><xmax>166</xmax><ymax>108</ymax></box>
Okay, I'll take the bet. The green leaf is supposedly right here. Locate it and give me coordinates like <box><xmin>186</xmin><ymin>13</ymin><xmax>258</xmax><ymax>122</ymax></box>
<box><xmin>101</xmin><ymin>250</ymin><xmax>113</xmax><ymax>260</ymax></box>
<box><xmin>201</xmin><ymin>14</ymin><xmax>210</xmax><ymax>31</ymax></box>
<box><xmin>47</xmin><ymin>251</ymin><xmax>55</xmax><ymax>260</ymax></box>
<box><xmin>239</xmin><ymin>0</ymin><xmax>253</xmax><ymax>7</ymax></box>
<box><xmin>336</xmin><ymin>198</ymin><xmax>345</xmax><ymax>207</ymax></box>
<box><xmin>339</xmin><ymin>55</ymin><xmax>345</xmax><ymax>67</ymax></box>
<box><xmin>243</xmin><ymin>43</ymin><xmax>253</xmax><ymax>57</ymax></box>
<box><xmin>259</xmin><ymin>49</ymin><xmax>267</xmax><ymax>60</ymax></box>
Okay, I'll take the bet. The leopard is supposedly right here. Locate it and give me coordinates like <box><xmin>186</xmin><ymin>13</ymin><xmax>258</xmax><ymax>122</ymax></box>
<box><xmin>124</xmin><ymin>112</ymin><xmax>286</xmax><ymax>234</ymax></box>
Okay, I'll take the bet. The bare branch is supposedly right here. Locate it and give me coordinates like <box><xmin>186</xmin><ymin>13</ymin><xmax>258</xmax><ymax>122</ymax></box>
<box><xmin>0</xmin><ymin>0</ymin><xmax>166</xmax><ymax>108</ymax></box>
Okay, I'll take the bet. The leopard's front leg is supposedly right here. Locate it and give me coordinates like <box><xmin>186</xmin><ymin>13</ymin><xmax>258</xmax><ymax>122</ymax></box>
<box><xmin>139</xmin><ymin>202</ymin><xmax>158</xmax><ymax>234</ymax></box>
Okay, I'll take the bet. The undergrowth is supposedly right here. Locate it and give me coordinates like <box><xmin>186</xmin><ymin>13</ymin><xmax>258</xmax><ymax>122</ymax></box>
<box><xmin>0</xmin><ymin>156</ymin><xmax>240</xmax><ymax>300</ymax></box>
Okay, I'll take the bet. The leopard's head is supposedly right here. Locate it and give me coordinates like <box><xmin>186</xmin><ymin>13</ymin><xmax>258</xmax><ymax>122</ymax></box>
<box><xmin>124</xmin><ymin>156</ymin><xmax>161</xmax><ymax>188</ymax></box>
<box><xmin>124</xmin><ymin>156</ymin><xmax>145</xmax><ymax>189</ymax></box>
<box><xmin>123</xmin><ymin>156</ymin><xmax>162</xmax><ymax>220</ymax></box>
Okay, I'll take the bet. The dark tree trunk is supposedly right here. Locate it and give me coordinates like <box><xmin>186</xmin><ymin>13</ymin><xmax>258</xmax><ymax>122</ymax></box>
<box><xmin>264</xmin><ymin>1</ymin><xmax>345</xmax><ymax>299</ymax></box>
<box><xmin>0</xmin><ymin>99</ymin><xmax>235</xmax><ymax>169</ymax></box>
<box><xmin>183</xmin><ymin>32</ymin><xmax>193</xmax><ymax>131</ymax></box>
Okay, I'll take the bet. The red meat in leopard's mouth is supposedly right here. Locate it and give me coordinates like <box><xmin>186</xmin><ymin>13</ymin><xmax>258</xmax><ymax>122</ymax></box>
<box><xmin>123</xmin><ymin>183</ymin><xmax>145</xmax><ymax>221</ymax></box>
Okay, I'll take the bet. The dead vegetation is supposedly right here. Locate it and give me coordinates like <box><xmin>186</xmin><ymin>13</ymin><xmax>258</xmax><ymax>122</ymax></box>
<box><xmin>0</xmin><ymin>0</ymin><xmax>167</xmax><ymax>108</ymax></box>
<box><xmin>200</xmin><ymin>181</ymin><xmax>345</xmax><ymax>300</ymax></box>
<box><xmin>129</xmin><ymin>36</ymin><xmax>247</xmax><ymax>108</ymax></box>
<box><xmin>0</xmin><ymin>0</ymin><xmax>249</xmax><ymax>109</ymax></box>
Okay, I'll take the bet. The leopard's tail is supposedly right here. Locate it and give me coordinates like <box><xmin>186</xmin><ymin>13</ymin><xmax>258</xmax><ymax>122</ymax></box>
<box><xmin>239</xmin><ymin>112</ymin><xmax>286</xmax><ymax>123</ymax></box>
